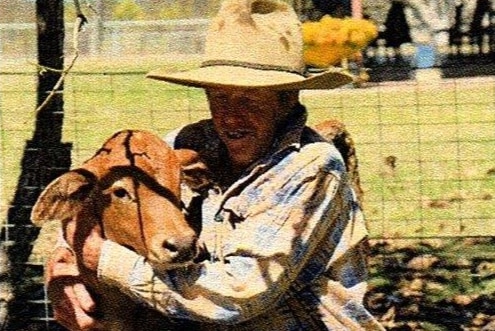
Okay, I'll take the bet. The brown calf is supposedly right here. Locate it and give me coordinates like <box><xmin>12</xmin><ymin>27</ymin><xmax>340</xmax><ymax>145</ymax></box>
<box><xmin>31</xmin><ymin>130</ymin><xmax>201</xmax><ymax>330</ymax></box>
<box><xmin>313</xmin><ymin>119</ymin><xmax>364</xmax><ymax>207</ymax></box>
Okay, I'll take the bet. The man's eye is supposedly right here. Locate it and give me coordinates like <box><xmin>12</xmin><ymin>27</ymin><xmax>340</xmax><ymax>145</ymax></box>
<box><xmin>245</xmin><ymin>102</ymin><xmax>262</xmax><ymax>113</ymax></box>
<box><xmin>217</xmin><ymin>96</ymin><xmax>229</xmax><ymax>104</ymax></box>
<box><xmin>241</xmin><ymin>98</ymin><xmax>263</xmax><ymax>108</ymax></box>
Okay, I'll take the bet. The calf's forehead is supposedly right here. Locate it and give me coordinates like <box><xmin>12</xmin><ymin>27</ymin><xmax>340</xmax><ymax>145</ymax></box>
<box><xmin>82</xmin><ymin>130</ymin><xmax>181</xmax><ymax>189</ymax></box>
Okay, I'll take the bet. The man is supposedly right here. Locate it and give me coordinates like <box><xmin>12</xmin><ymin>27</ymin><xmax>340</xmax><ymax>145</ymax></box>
<box><xmin>46</xmin><ymin>0</ymin><xmax>384</xmax><ymax>329</ymax></box>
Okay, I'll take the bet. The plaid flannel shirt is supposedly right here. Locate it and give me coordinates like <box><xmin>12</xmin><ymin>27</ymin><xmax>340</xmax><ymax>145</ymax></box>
<box><xmin>97</xmin><ymin>107</ymin><xmax>384</xmax><ymax>330</ymax></box>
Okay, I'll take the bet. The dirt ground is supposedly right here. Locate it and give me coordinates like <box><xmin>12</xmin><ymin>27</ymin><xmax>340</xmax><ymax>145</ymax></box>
<box><xmin>366</xmin><ymin>237</ymin><xmax>495</xmax><ymax>331</ymax></box>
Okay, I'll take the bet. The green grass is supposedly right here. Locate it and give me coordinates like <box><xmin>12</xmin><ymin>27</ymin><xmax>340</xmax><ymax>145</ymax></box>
<box><xmin>1</xmin><ymin>61</ymin><xmax>495</xmax><ymax>239</ymax></box>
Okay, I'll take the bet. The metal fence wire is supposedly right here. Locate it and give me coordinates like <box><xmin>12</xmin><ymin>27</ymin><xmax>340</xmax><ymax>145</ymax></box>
<box><xmin>1</xmin><ymin>70</ymin><xmax>495</xmax><ymax>330</ymax></box>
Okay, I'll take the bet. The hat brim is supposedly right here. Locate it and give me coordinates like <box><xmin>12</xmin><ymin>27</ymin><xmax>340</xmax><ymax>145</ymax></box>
<box><xmin>146</xmin><ymin>65</ymin><xmax>353</xmax><ymax>90</ymax></box>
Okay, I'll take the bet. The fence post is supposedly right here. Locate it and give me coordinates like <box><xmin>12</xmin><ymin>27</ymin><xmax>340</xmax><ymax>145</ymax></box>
<box><xmin>90</xmin><ymin>0</ymin><xmax>105</xmax><ymax>55</ymax></box>
<box><xmin>1</xmin><ymin>0</ymin><xmax>72</xmax><ymax>329</ymax></box>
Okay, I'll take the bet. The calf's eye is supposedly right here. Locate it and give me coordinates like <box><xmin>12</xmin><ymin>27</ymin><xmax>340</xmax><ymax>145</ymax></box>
<box><xmin>114</xmin><ymin>187</ymin><xmax>130</xmax><ymax>199</ymax></box>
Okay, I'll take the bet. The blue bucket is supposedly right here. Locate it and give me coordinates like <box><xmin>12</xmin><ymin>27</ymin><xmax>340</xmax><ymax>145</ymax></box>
<box><xmin>414</xmin><ymin>44</ymin><xmax>436</xmax><ymax>68</ymax></box>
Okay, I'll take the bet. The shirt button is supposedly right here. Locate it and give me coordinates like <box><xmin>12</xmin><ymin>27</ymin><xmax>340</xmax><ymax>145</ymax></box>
<box><xmin>214</xmin><ymin>214</ymin><xmax>224</xmax><ymax>222</ymax></box>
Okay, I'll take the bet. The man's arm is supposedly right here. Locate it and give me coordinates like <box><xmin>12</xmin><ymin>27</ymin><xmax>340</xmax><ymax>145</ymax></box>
<box><xmin>45</xmin><ymin>247</ymin><xmax>103</xmax><ymax>330</ymax></box>
<box><xmin>44</xmin><ymin>202</ymin><xmax>105</xmax><ymax>330</ymax></box>
<box><xmin>94</xmin><ymin>143</ymin><xmax>368</xmax><ymax>324</ymax></box>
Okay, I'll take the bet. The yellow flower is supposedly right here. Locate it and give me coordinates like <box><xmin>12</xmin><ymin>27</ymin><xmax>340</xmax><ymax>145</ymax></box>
<box><xmin>301</xmin><ymin>15</ymin><xmax>378</xmax><ymax>67</ymax></box>
<box><xmin>319</xmin><ymin>15</ymin><xmax>342</xmax><ymax>31</ymax></box>
<box><xmin>301</xmin><ymin>21</ymin><xmax>319</xmax><ymax>45</ymax></box>
<box><xmin>348</xmin><ymin>30</ymin><xmax>367</xmax><ymax>48</ymax></box>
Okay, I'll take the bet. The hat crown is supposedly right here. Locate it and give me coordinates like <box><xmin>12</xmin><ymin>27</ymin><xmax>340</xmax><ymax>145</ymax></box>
<box><xmin>203</xmin><ymin>0</ymin><xmax>305</xmax><ymax>74</ymax></box>
<box><xmin>146</xmin><ymin>0</ymin><xmax>353</xmax><ymax>90</ymax></box>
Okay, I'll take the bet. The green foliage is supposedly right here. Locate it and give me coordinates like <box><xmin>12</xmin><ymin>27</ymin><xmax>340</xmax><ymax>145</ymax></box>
<box><xmin>113</xmin><ymin>0</ymin><xmax>145</xmax><ymax>20</ymax></box>
<box><xmin>417</xmin><ymin>322</ymin><xmax>446</xmax><ymax>331</ymax></box>
<box><xmin>159</xmin><ymin>1</ymin><xmax>194</xmax><ymax>20</ymax></box>
<box><xmin>204</xmin><ymin>0</ymin><xmax>223</xmax><ymax>17</ymax></box>
<box><xmin>155</xmin><ymin>0</ymin><xmax>222</xmax><ymax>20</ymax></box>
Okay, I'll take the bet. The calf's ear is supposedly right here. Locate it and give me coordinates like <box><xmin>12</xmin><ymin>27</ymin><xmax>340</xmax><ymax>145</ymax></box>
<box><xmin>174</xmin><ymin>149</ymin><xmax>200</xmax><ymax>167</ymax></box>
<box><xmin>174</xmin><ymin>149</ymin><xmax>213</xmax><ymax>191</ymax></box>
<box><xmin>31</xmin><ymin>171</ymin><xmax>94</xmax><ymax>227</ymax></box>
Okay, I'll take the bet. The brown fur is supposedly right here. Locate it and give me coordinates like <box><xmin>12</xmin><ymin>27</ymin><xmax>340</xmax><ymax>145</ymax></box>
<box><xmin>313</xmin><ymin>119</ymin><xmax>364</xmax><ymax>208</ymax></box>
<box><xmin>31</xmin><ymin>130</ymin><xmax>204</xmax><ymax>330</ymax></box>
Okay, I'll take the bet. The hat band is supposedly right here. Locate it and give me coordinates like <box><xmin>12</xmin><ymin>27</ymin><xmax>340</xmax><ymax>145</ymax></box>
<box><xmin>200</xmin><ymin>60</ymin><xmax>306</xmax><ymax>77</ymax></box>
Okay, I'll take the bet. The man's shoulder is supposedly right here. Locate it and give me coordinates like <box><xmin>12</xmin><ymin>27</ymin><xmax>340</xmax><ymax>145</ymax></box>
<box><xmin>294</xmin><ymin>140</ymin><xmax>346</xmax><ymax>175</ymax></box>
<box><xmin>299</xmin><ymin>140</ymin><xmax>343</xmax><ymax>159</ymax></box>
<box><xmin>301</xmin><ymin>126</ymin><xmax>327</xmax><ymax>144</ymax></box>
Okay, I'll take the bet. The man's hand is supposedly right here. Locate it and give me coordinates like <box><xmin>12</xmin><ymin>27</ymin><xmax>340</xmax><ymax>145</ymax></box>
<box><xmin>46</xmin><ymin>247</ymin><xmax>104</xmax><ymax>330</ymax></box>
<box><xmin>63</xmin><ymin>218</ymin><xmax>104</xmax><ymax>272</ymax></box>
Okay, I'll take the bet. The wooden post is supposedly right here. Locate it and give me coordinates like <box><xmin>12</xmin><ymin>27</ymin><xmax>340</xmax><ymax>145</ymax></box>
<box><xmin>93</xmin><ymin>0</ymin><xmax>105</xmax><ymax>55</ymax></box>
<box><xmin>351</xmin><ymin>0</ymin><xmax>362</xmax><ymax>19</ymax></box>
<box><xmin>1</xmin><ymin>0</ymin><xmax>72</xmax><ymax>329</ymax></box>
<box><xmin>35</xmin><ymin>0</ymin><xmax>65</xmax><ymax>144</ymax></box>
<box><xmin>351</xmin><ymin>0</ymin><xmax>368</xmax><ymax>86</ymax></box>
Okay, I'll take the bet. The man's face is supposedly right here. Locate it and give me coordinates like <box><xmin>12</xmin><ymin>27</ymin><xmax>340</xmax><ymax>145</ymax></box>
<box><xmin>207</xmin><ymin>88</ymin><xmax>285</xmax><ymax>170</ymax></box>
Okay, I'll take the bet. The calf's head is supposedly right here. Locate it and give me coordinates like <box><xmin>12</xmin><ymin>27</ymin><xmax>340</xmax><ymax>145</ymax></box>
<box><xmin>31</xmin><ymin>130</ymin><xmax>201</xmax><ymax>271</ymax></box>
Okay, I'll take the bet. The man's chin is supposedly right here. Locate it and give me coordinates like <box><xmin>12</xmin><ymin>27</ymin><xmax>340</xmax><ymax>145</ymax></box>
<box><xmin>228</xmin><ymin>151</ymin><xmax>256</xmax><ymax>167</ymax></box>
<box><xmin>226</xmin><ymin>146</ymin><xmax>254</xmax><ymax>164</ymax></box>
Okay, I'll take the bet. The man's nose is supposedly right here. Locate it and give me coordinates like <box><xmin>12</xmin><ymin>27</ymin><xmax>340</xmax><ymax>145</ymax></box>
<box><xmin>222</xmin><ymin>106</ymin><xmax>248</xmax><ymax>124</ymax></box>
<box><xmin>222</xmin><ymin>112</ymin><xmax>245</xmax><ymax>127</ymax></box>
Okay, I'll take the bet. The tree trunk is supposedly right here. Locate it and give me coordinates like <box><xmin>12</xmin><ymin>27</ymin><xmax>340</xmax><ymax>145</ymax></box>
<box><xmin>1</xmin><ymin>1</ymin><xmax>72</xmax><ymax>329</ymax></box>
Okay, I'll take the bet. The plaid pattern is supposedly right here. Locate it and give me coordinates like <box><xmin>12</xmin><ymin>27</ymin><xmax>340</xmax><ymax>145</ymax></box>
<box><xmin>98</xmin><ymin>108</ymin><xmax>384</xmax><ymax>330</ymax></box>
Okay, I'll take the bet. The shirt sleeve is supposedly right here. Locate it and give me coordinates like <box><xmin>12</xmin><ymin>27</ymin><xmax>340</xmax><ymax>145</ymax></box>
<box><xmin>98</xmin><ymin>142</ymin><xmax>368</xmax><ymax>324</ymax></box>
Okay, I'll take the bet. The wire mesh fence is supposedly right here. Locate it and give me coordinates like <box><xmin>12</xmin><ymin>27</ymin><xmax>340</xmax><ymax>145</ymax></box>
<box><xmin>1</xmin><ymin>69</ymin><xmax>495</xmax><ymax>329</ymax></box>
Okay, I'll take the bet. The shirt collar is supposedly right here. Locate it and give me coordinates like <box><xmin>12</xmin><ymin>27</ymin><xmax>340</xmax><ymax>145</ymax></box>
<box><xmin>271</xmin><ymin>103</ymin><xmax>308</xmax><ymax>154</ymax></box>
<box><xmin>238</xmin><ymin>104</ymin><xmax>308</xmax><ymax>179</ymax></box>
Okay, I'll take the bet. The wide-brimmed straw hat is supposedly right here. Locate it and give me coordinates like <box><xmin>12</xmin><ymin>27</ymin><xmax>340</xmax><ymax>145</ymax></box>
<box><xmin>146</xmin><ymin>0</ymin><xmax>353</xmax><ymax>90</ymax></box>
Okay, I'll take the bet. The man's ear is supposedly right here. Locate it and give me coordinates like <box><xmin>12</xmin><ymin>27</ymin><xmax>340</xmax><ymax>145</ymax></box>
<box><xmin>174</xmin><ymin>149</ymin><xmax>213</xmax><ymax>191</ymax></box>
<box><xmin>31</xmin><ymin>171</ymin><xmax>95</xmax><ymax>227</ymax></box>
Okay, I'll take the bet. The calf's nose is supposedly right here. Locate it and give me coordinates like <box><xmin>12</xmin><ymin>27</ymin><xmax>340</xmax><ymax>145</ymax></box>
<box><xmin>151</xmin><ymin>232</ymin><xmax>198</xmax><ymax>264</ymax></box>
